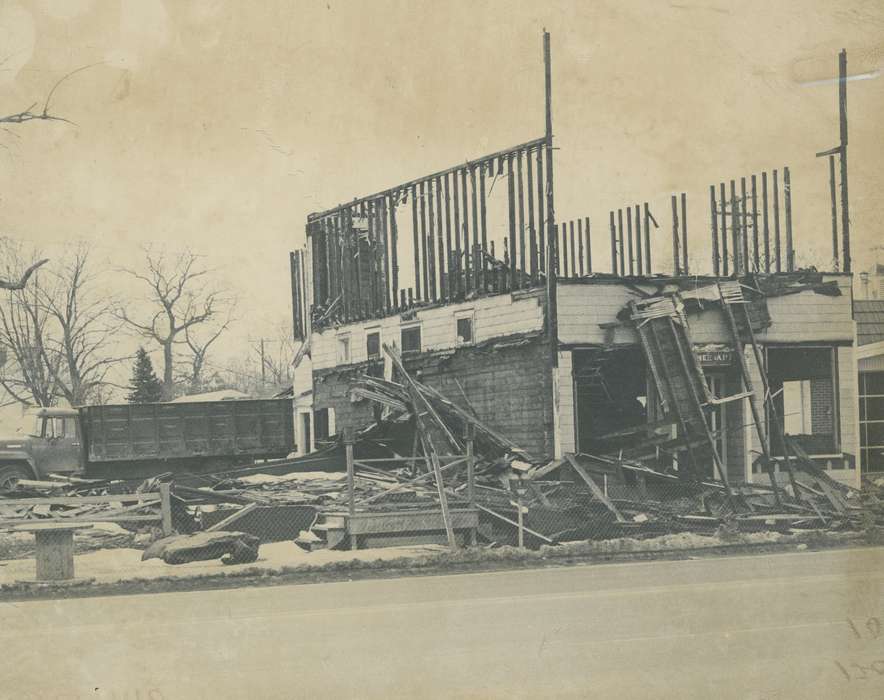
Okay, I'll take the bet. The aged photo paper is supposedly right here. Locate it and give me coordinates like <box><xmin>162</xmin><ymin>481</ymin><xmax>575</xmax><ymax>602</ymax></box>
<box><xmin>1</xmin><ymin>1</ymin><xmax>883</xmax><ymax>698</ymax></box>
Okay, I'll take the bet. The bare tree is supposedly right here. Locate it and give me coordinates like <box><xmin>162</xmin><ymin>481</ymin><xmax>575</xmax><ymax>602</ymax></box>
<box><xmin>178</xmin><ymin>306</ymin><xmax>235</xmax><ymax>395</ymax></box>
<box><xmin>0</xmin><ymin>242</ymin><xmax>128</xmax><ymax>407</ymax></box>
<box><xmin>117</xmin><ymin>247</ymin><xmax>233</xmax><ymax>399</ymax></box>
<box><xmin>257</xmin><ymin>320</ymin><xmax>296</xmax><ymax>389</ymax></box>
<box><xmin>0</xmin><ymin>63</ymin><xmax>99</xmax><ymax>129</ymax></box>
<box><xmin>0</xmin><ymin>243</ymin><xmax>61</xmax><ymax>406</ymax></box>
<box><xmin>40</xmin><ymin>245</ymin><xmax>130</xmax><ymax>405</ymax></box>
<box><xmin>0</xmin><ymin>258</ymin><xmax>48</xmax><ymax>290</ymax></box>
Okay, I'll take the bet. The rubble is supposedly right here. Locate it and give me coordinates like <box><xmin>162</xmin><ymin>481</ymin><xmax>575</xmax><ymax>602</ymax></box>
<box><xmin>141</xmin><ymin>531</ymin><xmax>260</xmax><ymax>566</ymax></box>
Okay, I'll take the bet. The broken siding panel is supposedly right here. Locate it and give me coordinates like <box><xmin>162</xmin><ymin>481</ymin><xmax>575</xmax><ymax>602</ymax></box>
<box><xmin>556</xmin><ymin>283</ymin><xmax>645</xmax><ymax>344</ymax></box>
<box><xmin>683</xmin><ymin>308</ymin><xmax>730</xmax><ymax>344</ymax></box>
<box><xmin>758</xmin><ymin>279</ymin><xmax>854</xmax><ymax>343</ymax></box>
<box><xmin>417</xmin><ymin>336</ymin><xmax>554</xmax><ymax>457</ymax></box>
<box><xmin>310</xmin><ymin>291</ymin><xmax>545</xmax><ymax>371</ymax></box>
<box><xmin>837</xmin><ymin>346</ymin><xmax>859</xmax><ymax>475</ymax></box>
<box><xmin>556</xmin><ymin>351</ymin><xmax>575</xmax><ymax>456</ymax></box>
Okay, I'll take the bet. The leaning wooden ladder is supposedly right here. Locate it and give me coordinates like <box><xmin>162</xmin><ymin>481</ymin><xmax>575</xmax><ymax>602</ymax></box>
<box><xmin>629</xmin><ymin>296</ymin><xmax>733</xmax><ymax>496</ymax></box>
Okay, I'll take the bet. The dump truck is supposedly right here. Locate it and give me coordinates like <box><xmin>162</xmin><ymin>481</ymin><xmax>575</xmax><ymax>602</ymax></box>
<box><xmin>0</xmin><ymin>399</ymin><xmax>295</xmax><ymax>488</ymax></box>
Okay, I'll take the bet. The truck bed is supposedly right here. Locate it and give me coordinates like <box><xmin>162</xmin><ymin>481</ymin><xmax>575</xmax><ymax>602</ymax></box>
<box><xmin>81</xmin><ymin>399</ymin><xmax>294</xmax><ymax>463</ymax></box>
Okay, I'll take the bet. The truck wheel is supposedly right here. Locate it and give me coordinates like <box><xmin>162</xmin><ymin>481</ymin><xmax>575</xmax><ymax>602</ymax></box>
<box><xmin>0</xmin><ymin>465</ymin><xmax>31</xmax><ymax>491</ymax></box>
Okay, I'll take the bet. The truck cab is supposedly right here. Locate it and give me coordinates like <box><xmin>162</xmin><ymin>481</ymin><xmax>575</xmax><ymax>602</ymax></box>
<box><xmin>0</xmin><ymin>407</ymin><xmax>84</xmax><ymax>489</ymax></box>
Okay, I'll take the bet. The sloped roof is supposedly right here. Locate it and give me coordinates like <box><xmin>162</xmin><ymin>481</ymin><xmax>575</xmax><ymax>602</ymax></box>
<box><xmin>855</xmin><ymin>300</ymin><xmax>884</xmax><ymax>346</ymax></box>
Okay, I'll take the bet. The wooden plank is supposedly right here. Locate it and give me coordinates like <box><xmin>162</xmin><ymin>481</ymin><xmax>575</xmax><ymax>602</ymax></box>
<box><xmin>517</xmin><ymin>151</ymin><xmax>525</xmax><ymax>287</ymax></box>
<box><xmin>470</xmin><ymin>164</ymin><xmax>480</xmax><ymax>292</ymax></box>
<box><xmin>564</xmin><ymin>454</ymin><xmax>624</xmax><ymax>522</ymax></box>
<box><xmin>461</xmin><ymin>168</ymin><xmax>471</xmax><ymax>293</ymax></box>
<box><xmin>710</xmin><ymin>186</ymin><xmax>720</xmax><ymax>275</ymax></box>
<box><xmin>159</xmin><ymin>482</ymin><xmax>173</xmax><ymax>536</ymax></box>
<box><xmin>0</xmin><ymin>493</ymin><xmax>161</xmax><ymax>507</ymax></box>
<box><xmin>205</xmin><ymin>502</ymin><xmax>259</xmax><ymax>532</ymax></box>
<box><xmin>526</xmin><ymin>148</ymin><xmax>537</xmax><ymax>282</ymax></box>
<box><xmin>389</xmin><ymin>191</ymin><xmax>399</xmax><ymax>307</ymax></box>
<box><xmin>773</xmin><ymin>169</ymin><xmax>781</xmax><ymax>272</ymax></box>
<box><xmin>435</xmin><ymin>175</ymin><xmax>445</xmax><ymax>302</ymax></box>
<box><xmin>720</xmin><ymin>182</ymin><xmax>728</xmax><ymax>276</ymax></box>
<box><xmin>507</xmin><ymin>155</ymin><xmax>516</xmax><ymax>288</ymax></box>
<box><xmin>411</xmin><ymin>184</ymin><xmax>421</xmax><ymax>300</ymax></box>
<box><xmin>475</xmin><ymin>504</ymin><xmax>554</xmax><ymax>544</ymax></box>
<box><xmin>536</xmin><ymin>149</ymin><xmax>545</xmax><ymax>273</ymax></box>
<box><xmin>347</xmin><ymin>509</ymin><xmax>478</xmax><ymax>535</ymax></box>
<box><xmin>479</xmin><ymin>162</ymin><xmax>488</xmax><ymax>291</ymax></box>
<box><xmin>610</xmin><ymin>211</ymin><xmax>617</xmax><ymax>274</ymax></box>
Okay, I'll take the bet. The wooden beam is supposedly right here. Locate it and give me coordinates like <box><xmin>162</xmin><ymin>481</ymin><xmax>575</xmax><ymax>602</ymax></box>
<box><xmin>536</xmin><ymin>148</ymin><xmax>545</xmax><ymax>274</ymax></box>
<box><xmin>773</xmin><ymin>169</ymin><xmax>781</xmax><ymax>272</ymax></box>
<box><xmin>517</xmin><ymin>150</ymin><xmax>526</xmax><ymax>288</ymax></box>
<box><xmin>564</xmin><ymin>454</ymin><xmax>624</xmax><ymax>522</ymax></box>
<box><xmin>839</xmin><ymin>49</ymin><xmax>851</xmax><ymax>272</ymax></box>
<box><xmin>411</xmin><ymin>184</ymin><xmax>421</xmax><ymax>300</ymax></box>
<box><xmin>610</xmin><ymin>211</ymin><xmax>617</xmax><ymax>274</ymax></box>
<box><xmin>784</xmin><ymin>166</ymin><xmax>793</xmax><ymax>271</ymax></box>
<box><xmin>634</xmin><ymin>206</ymin><xmax>642</xmax><ymax>275</ymax></box>
<box><xmin>527</xmin><ymin>147</ymin><xmax>537</xmax><ymax>281</ymax></box>
<box><xmin>205</xmin><ymin>502</ymin><xmax>259</xmax><ymax>533</ymax></box>
<box><xmin>710</xmin><ymin>186</ymin><xmax>720</xmax><ymax>276</ymax></box>
<box><xmin>720</xmin><ymin>182</ymin><xmax>729</xmax><ymax>276</ymax></box>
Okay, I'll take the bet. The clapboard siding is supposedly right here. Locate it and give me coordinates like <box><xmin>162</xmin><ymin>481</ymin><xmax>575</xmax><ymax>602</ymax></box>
<box><xmin>311</xmin><ymin>290</ymin><xmax>545</xmax><ymax>371</ymax></box>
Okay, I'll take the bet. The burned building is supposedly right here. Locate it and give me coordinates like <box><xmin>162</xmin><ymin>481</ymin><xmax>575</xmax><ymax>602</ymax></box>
<box><xmin>288</xmin><ymin>36</ymin><xmax>861</xmax><ymax>490</ymax></box>
<box><xmin>287</xmin><ymin>141</ymin><xmax>860</xmax><ymax>490</ymax></box>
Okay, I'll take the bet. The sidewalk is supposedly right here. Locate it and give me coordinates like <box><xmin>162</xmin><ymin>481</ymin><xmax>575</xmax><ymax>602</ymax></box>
<box><xmin>0</xmin><ymin>539</ymin><xmax>449</xmax><ymax>587</ymax></box>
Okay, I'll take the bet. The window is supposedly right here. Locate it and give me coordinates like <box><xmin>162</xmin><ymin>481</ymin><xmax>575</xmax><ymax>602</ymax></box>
<box><xmin>336</xmin><ymin>334</ymin><xmax>351</xmax><ymax>364</ymax></box>
<box><xmin>401</xmin><ymin>325</ymin><xmax>421</xmax><ymax>354</ymax></box>
<box><xmin>767</xmin><ymin>347</ymin><xmax>837</xmax><ymax>456</ymax></box>
<box><xmin>314</xmin><ymin>408</ymin><xmax>330</xmax><ymax>441</ymax></box>
<box><xmin>782</xmin><ymin>380</ymin><xmax>812</xmax><ymax>435</ymax></box>
<box><xmin>366</xmin><ymin>330</ymin><xmax>381</xmax><ymax>360</ymax></box>
<box><xmin>456</xmin><ymin>314</ymin><xmax>473</xmax><ymax>345</ymax></box>
<box><xmin>63</xmin><ymin>418</ymin><xmax>78</xmax><ymax>439</ymax></box>
<box><xmin>860</xmin><ymin>371</ymin><xmax>884</xmax><ymax>471</ymax></box>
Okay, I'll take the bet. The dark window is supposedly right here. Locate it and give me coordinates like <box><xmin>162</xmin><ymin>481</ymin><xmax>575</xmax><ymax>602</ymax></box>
<box><xmin>401</xmin><ymin>326</ymin><xmax>421</xmax><ymax>353</ymax></box>
<box><xmin>314</xmin><ymin>408</ymin><xmax>330</xmax><ymax>441</ymax></box>
<box><xmin>366</xmin><ymin>331</ymin><xmax>381</xmax><ymax>359</ymax></box>
<box><xmin>456</xmin><ymin>317</ymin><xmax>473</xmax><ymax>344</ymax></box>
<box><xmin>767</xmin><ymin>347</ymin><xmax>836</xmax><ymax>456</ymax></box>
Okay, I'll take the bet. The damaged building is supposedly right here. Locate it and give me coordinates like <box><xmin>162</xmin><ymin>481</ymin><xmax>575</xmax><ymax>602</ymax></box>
<box><xmin>287</xmin><ymin>35</ymin><xmax>862</xmax><ymax>492</ymax></box>
<box><xmin>287</xmin><ymin>145</ymin><xmax>860</xmax><ymax>490</ymax></box>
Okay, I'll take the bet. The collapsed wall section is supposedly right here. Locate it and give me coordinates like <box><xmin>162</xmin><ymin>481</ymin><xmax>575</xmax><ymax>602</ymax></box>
<box><xmin>309</xmin><ymin>288</ymin><xmax>552</xmax><ymax>456</ymax></box>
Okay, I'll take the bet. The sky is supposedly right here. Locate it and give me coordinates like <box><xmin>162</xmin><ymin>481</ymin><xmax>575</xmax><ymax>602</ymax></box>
<box><xmin>0</xmin><ymin>0</ymin><xmax>882</xmax><ymax>372</ymax></box>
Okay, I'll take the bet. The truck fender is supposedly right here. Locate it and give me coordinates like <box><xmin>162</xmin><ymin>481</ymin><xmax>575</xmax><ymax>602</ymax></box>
<box><xmin>0</xmin><ymin>452</ymin><xmax>38</xmax><ymax>479</ymax></box>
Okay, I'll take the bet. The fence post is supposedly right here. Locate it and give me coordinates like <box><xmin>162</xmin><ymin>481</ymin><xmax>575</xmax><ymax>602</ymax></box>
<box><xmin>465</xmin><ymin>424</ymin><xmax>477</xmax><ymax>546</ymax></box>
<box><xmin>158</xmin><ymin>482</ymin><xmax>173</xmax><ymax>537</ymax></box>
<box><xmin>344</xmin><ymin>427</ymin><xmax>357</xmax><ymax>550</ymax></box>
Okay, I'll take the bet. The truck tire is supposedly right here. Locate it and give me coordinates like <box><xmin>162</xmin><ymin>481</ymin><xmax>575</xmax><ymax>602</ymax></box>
<box><xmin>0</xmin><ymin>464</ymin><xmax>31</xmax><ymax>491</ymax></box>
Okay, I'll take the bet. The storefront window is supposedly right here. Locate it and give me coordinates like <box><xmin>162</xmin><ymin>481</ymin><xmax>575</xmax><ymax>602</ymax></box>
<box><xmin>767</xmin><ymin>347</ymin><xmax>837</xmax><ymax>456</ymax></box>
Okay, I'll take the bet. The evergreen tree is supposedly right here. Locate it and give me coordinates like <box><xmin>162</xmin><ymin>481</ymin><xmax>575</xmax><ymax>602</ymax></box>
<box><xmin>127</xmin><ymin>347</ymin><xmax>164</xmax><ymax>403</ymax></box>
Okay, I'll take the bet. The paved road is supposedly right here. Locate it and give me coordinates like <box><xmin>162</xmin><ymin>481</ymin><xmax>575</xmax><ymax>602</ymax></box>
<box><xmin>2</xmin><ymin>547</ymin><xmax>883</xmax><ymax>700</ymax></box>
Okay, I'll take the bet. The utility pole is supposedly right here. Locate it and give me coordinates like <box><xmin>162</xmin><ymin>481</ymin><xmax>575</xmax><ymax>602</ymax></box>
<box><xmin>543</xmin><ymin>29</ymin><xmax>558</xmax><ymax>369</ymax></box>
<box><xmin>260</xmin><ymin>338</ymin><xmax>266</xmax><ymax>389</ymax></box>
<box><xmin>839</xmin><ymin>49</ymin><xmax>850</xmax><ymax>273</ymax></box>
<box><xmin>815</xmin><ymin>49</ymin><xmax>851</xmax><ymax>273</ymax></box>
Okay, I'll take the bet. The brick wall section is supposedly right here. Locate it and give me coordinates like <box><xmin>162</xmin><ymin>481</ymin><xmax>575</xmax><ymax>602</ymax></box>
<box><xmin>313</xmin><ymin>364</ymin><xmax>378</xmax><ymax>439</ymax></box>
<box><xmin>312</xmin><ymin>336</ymin><xmax>554</xmax><ymax>459</ymax></box>
<box><xmin>811</xmin><ymin>376</ymin><xmax>834</xmax><ymax>434</ymax></box>
<box><xmin>415</xmin><ymin>336</ymin><xmax>554</xmax><ymax>458</ymax></box>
